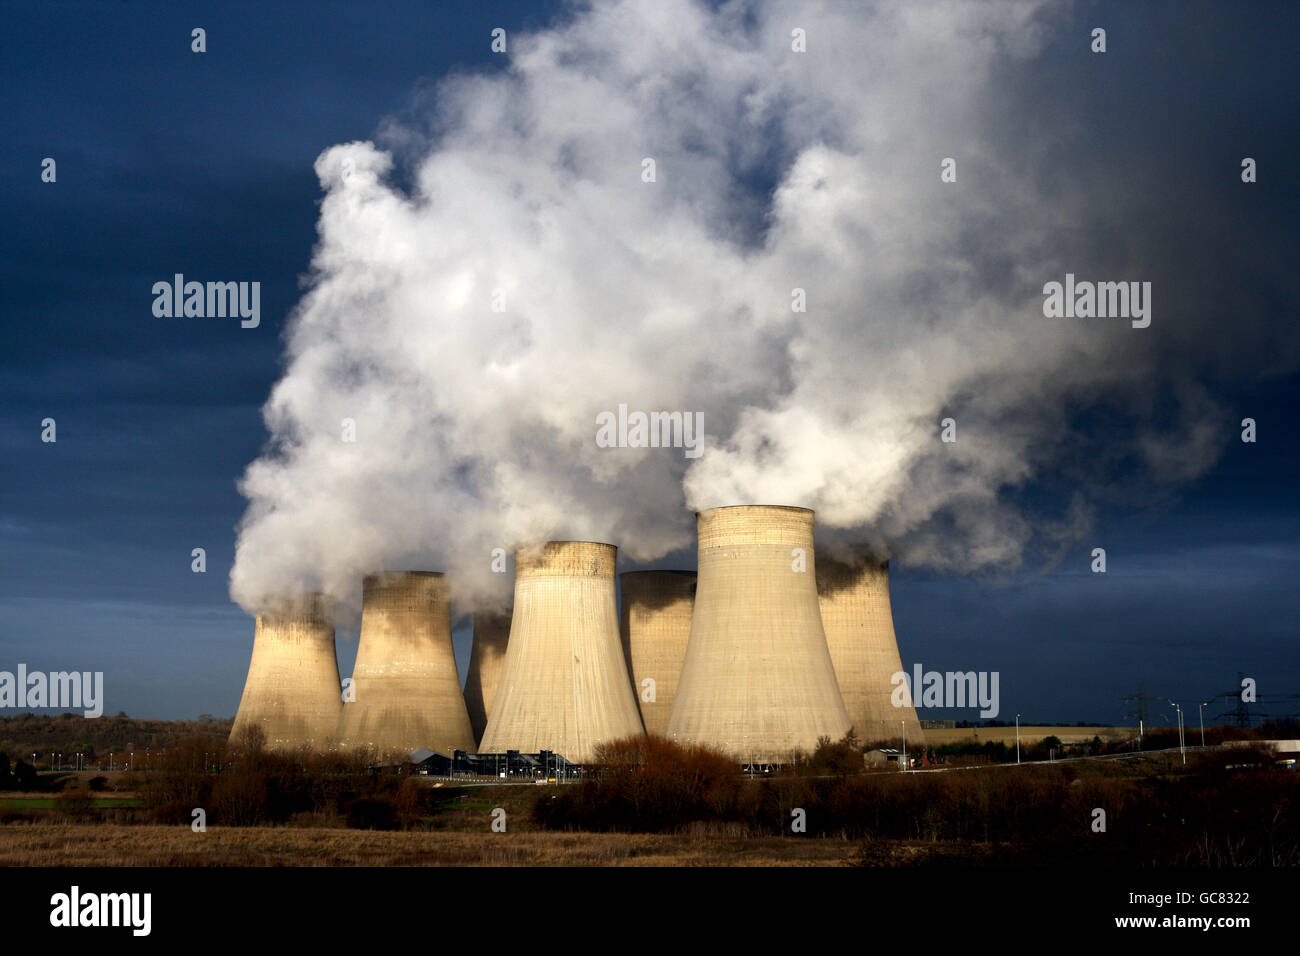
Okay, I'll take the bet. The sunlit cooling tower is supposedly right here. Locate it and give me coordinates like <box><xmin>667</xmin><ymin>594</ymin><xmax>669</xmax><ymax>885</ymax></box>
<box><xmin>619</xmin><ymin>570</ymin><xmax>695</xmax><ymax>737</ymax></box>
<box><xmin>479</xmin><ymin>541</ymin><xmax>644</xmax><ymax>763</ymax></box>
<box><xmin>338</xmin><ymin>571</ymin><xmax>476</xmax><ymax>757</ymax></box>
<box><xmin>816</xmin><ymin>556</ymin><xmax>924</xmax><ymax>748</ymax></box>
<box><xmin>229</xmin><ymin>593</ymin><xmax>343</xmax><ymax>752</ymax></box>
<box><xmin>464</xmin><ymin>610</ymin><xmax>511</xmax><ymax>746</ymax></box>
<box><xmin>666</xmin><ymin>506</ymin><xmax>851</xmax><ymax>762</ymax></box>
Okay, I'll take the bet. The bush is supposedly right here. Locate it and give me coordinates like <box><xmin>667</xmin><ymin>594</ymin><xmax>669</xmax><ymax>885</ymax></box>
<box><xmin>346</xmin><ymin>796</ymin><xmax>400</xmax><ymax>830</ymax></box>
<box><xmin>535</xmin><ymin>735</ymin><xmax>744</xmax><ymax>833</ymax></box>
<box><xmin>805</xmin><ymin>732</ymin><xmax>864</xmax><ymax>775</ymax></box>
<box><xmin>53</xmin><ymin>790</ymin><xmax>94</xmax><ymax>818</ymax></box>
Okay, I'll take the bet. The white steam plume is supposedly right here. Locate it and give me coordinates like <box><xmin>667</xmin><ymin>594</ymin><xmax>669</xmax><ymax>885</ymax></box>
<box><xmin>230</xmin><ymin>0</ymin><xmax>1261</xmax><ymax>616</ymax></box>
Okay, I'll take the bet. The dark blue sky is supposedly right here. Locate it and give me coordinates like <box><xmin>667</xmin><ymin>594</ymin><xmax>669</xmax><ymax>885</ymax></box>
<box><xmin>2</xmin><ymin>1</ymin><xmax>1296</xmax><ymax>726</ymax></box>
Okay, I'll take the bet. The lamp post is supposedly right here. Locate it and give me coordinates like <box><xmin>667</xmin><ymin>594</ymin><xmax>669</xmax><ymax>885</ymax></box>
<box><xmin>1167</xmin><ymin>699</ymin><xmax>1185</xmax><ymax>765</ymax></box>
<box><xmin>901</xmin><ymin>721</ymin><xmax>906</xmax><ymax>772</ymax></box>
<box><xmin>1015</xmin><ymin>714</ymin><xmax>1021</xmax><ymax>765</ymax></box>
<box><xmin>1198</xmin><ymin>702</ymin><xmax>1207</xmax><ymax>748</ymax></box>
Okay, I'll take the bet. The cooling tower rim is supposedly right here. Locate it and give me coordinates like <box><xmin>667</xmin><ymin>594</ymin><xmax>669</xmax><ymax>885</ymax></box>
<box><xmin>695</xmin><ymin>504</ymin><xmax>814</xmax><ymax>518</ymax></box>
<box><xmin>365</xmin><ymin>568</ymin><xmax>443</xmax><ymax>577</ymax></box>
<box><xmin>619</xmin><ymin>569</ymin><xmax>696</xmax><ymax>578</ymax></box>
<box><xmin>254</xmin><ymin>591</ymin><xmax>335</xmax><ymax>622</ymax></box>
<box><xmin>815</xmin><ymin>552</ymin><xmax>890</xmax><ymax>569</ymax></box>
<box><xmin>520</xmin><ymin>539</ymin><xmax>618</xmax><ymax>547</ymax></box>
<box><xmin>515</xmin><ymin>540</ymin><xmax>618</xmax><ymax>577</ymax></box>
<box><xmin>362</xmin><ymin>569</ymin><xmax>445</xmax><ymax>586</ymax></box>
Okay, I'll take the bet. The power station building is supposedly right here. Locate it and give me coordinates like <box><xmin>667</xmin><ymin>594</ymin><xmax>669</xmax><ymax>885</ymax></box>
<box><xmin>816</xmin><ymin>556</ymin><xmax>924</xmax><ymax>747</ymax></box>
<box><xmin>666</xmin><ymin>506</ymin><xmax>852</xmax><ymax>762</ymax></box>
<box><xmin>229</xmin><ymin>593</ymin><xmax>343</xmax><ymax>752</ymax></box>
<box><xmin>338</xmin><ymin>571</ymin><xmax>476</xmax><ymax>757</ymax></box>
<box><xmin>619</xmin><ymin>570</ymin><xmax>695</xmax><ymax>737</ymax></box>
<box><xmin>479</xmin><ymin>541</ymin><xmax>644</xmax><ymax>763</ymax></box>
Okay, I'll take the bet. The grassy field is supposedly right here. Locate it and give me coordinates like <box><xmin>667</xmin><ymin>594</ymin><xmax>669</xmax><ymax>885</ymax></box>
<box><xmin>0</xmin><ymin>795</ymin><xmax>142</xmax><ymax>810</ymax></box>
<box><xmin>0</xmin><ymin>823</ymin><xmax>867</xmax><ymax>866</ymax></box>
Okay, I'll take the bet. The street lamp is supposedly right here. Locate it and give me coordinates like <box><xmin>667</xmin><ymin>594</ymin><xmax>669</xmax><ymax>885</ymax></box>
<box><xmin>901</xmin><ymin>721</ymin><xmax>906</xmax><ymax>772</ymax></box>
<box><xmin>1167</xmin><ymin>699</ymin><xmax>1185</xmax><ymax>765</ymax></box>
<box><xmin>1198</xmin><ymin>702</ymin><xmax>1207</xmax><ymax>748</ymax></box>
<box><xmin>1015</xmin><ymin>714</ymin><xmax>1021</xmax><ymax>765</ymax></box>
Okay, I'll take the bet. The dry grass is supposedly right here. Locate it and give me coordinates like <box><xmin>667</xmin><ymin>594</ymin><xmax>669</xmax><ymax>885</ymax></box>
<box><xmin>0</xmin><ymin>823</ymin><xmax>861</xmax><ymax>867</ymax></box>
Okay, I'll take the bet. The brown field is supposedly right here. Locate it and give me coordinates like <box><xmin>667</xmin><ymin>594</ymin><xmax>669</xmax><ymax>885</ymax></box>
<box><xmin>0</xmin><ymin>823</ymin><xmax>867</xmax><ymax>866</ymax></box>
<box><xmin>920</xmin><ymin>726</ymin><xmax>1132</xmax><ymax>746</ymax></box>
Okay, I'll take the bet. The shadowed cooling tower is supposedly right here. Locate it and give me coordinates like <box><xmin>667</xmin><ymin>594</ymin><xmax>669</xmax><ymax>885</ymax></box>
<box><xmin>816</xmin><ymin>556</ymin><xmax>925</xmax><ymax>748</ymax></box>
<box><xmin>464</xmin><ymin>610</ymin><xmax>511</xmax><ymax>746</ymax></box>
<box><xmin>229</xmin><ymin>593</ymin><xmax>343</xmax><ymax>752</ymax></box>
<box><xmin>338</xmin><ymin>571</ymin><xmax>476</xmax><ymax>757</ymax></box>
<box><xmin>666</xmin><ymin>506</ymin><xmax>851</xmax><ymax>762</ymax></box>
<box><xmin>479</xmin><ymin>541</ymin><xmax>644</xmax><ymax>762</ymax></box>
<box><xmin>619</xmin><ymin>571</ymin><xmax>695</xmax><ymax>737</ymax></box>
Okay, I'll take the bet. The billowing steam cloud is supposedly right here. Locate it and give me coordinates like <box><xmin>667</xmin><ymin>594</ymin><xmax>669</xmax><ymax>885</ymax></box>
<box><xmin>230</xmin><ymin>0</ymin><xmax>1287</xmax><ymax>616</ymax></box>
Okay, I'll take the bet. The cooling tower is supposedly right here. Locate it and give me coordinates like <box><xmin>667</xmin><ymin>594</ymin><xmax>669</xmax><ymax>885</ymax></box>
<box><xmin>464</xmin><ymin>610</ymin><xmax>511</xmax><ymax>746</ymax></box>
<box><xmin>479</xmin><ymin>541</ymin><xmax>644</xmax><ymax>763</ymax></box>
<box><xmin>817</xmin><ymin>556</ymin><xmax>925</xmax><ymax>748</ymax></box>
<box><xmin>619</xmin><ymin>570</ymin><xmax>696</xmax><ymax>737</ymax></box>
<box><xmin>666</xmin><ymin>506</ymin><xmax>851</xmax><ymax>762</ymax></box>
<box><xmin>229</xmin><ymin>593</ymin><xmax>343</xmax><ymax>752</ymax></box>
<box><xmin>338</xmin><ymin>571</ymin><xmax>476</xmax><ymax>757</ymax></box>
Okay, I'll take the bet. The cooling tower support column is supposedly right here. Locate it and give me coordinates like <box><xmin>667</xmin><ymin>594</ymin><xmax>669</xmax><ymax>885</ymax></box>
<box><xmin>816</xmin><ymin>557</ymin><xmax>925</xmax><ymax>748</ymax></box>
<box><xmin>229</xmin><ymin>593</ymin><xmax>343</xmax><ymax>752</ymax></box>
<box><xmin>666</xmin><ymin>505</ymin><xmax>851</xmax><ymax>762</ymax></box>
<box><xmin>479</xmin><ymin>541</ymin><xmax>644</xmax><ymax>763</ymax></box>
<box><xmin>464</xmin><ymin>611</ymin><xmax>511</xmax><ymax>746</ymax></box>
<box><xmin>339</xmin><ymin>571</ymin><xmax>476</xmax><ymax>757</ymax></box>
<box><xmin>620</xmin><ymin>570</ymin><xmax>695</xmax><ymax>737</ymax></box>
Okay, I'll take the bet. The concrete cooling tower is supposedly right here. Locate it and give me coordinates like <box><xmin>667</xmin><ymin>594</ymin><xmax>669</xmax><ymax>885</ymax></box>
<box><xmin>619</xmin><ymin>570</ymin><xmax>695</xmax><ymax>737</ymax></box>
<box><xmin>666</xmin><ymin>506</ymin><xmax>851</xmax><ymax>762</ymax></box>
<box><xmin>816</xmin><ymin>557</ymin><xmax>925</xmax><ymax>748</ymax></box>
<box><xmin>229</xmin><ymin>593</ymin><xmax>343</xmax><ymax>752</ymax></box>
<box><xmin>479</xmin><ymin>541</ymin><xmax>644</xmax><ymax>763</ymax></box>
<box><xmin>338</xmin><ymin>571</ymin><xmax>476</xmax><ymax>757</ymax></box>
<box><xmin>464</xmin><ymin>610</ymin><xmax>511</xmax><ymax>746</ymax></box>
